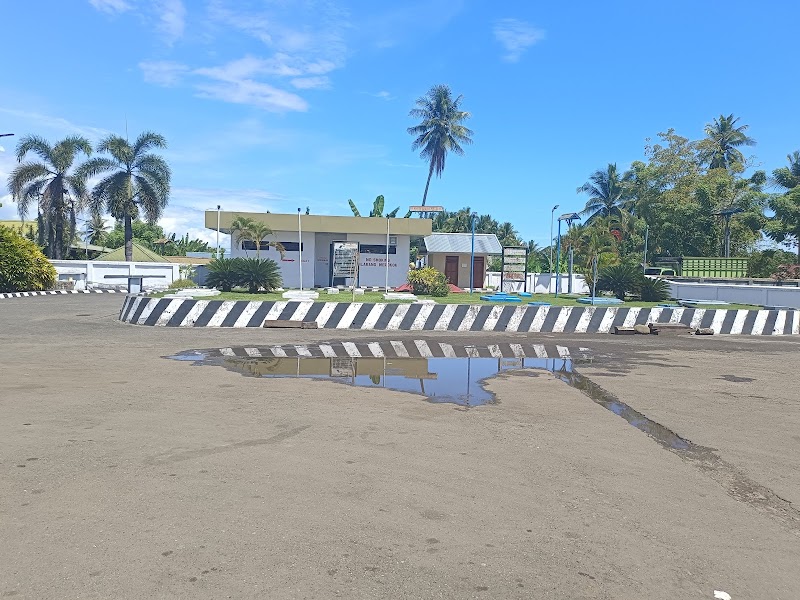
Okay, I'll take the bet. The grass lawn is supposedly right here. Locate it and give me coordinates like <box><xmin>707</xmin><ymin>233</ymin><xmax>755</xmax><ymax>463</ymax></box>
<box><xmin>151</xmin><ymin>289</ymin><xmax>762</xmax><ymax>310</ymax></box>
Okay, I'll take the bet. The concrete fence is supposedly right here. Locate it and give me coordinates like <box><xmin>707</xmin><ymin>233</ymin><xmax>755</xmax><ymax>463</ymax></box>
<box><xmin>485</xmin><ymin>272</ymin><xmax>590</xmax><ymax>294</ymax></box>
<box><xmin>668</xmin><ymin>280</ymin><xmax>800</xmax><ymax>309</ymax></box>
<box><xmin>49</xmin><ymin>259</ymin><xmax>180</xmax><ymax>291</ymax></box>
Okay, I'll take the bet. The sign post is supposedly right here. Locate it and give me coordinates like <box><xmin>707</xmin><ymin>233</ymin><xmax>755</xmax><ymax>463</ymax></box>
<box><xmin>500</xmin><ymin>246</ymin><xmax>528</xmax><ymax>293</ymax></box>
<box><xmin>332</xmin><ymin>241</ymin><xmax>360</xmax><ymax>300</ymax></box>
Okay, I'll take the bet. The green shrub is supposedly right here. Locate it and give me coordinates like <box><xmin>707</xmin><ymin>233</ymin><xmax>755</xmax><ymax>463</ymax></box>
<box><xmin>639</xmin><ymin>277</ymin><xmax>671</xmax><ymax>302</ymax></box>
<box><xmin>597</xmin><ymin>264</ymin><xmax>641</xmax><ymax>300</ymax></box>
<box><xmin>0</xmin><ymin>226</ymin><xmax>57</xmax><ymax>293</ymax></box>
<box><xmin>168</xmin><ymin>278</ymin><xmax>197</xmax><ymax>290</ymax></box>
<box><xmin>407</xmin><ymin>267</ymin><xmax>450</xmax><ymax>297</ymax></box>
<box><xmin>234</xmin><ymin>257</ymin><xmax>282</xmax><ymax>293</ymax></box>
<box><xmin>205</xmin><ymin>258</ymin><xmax>239</xmax><ymax>292</ymax></box>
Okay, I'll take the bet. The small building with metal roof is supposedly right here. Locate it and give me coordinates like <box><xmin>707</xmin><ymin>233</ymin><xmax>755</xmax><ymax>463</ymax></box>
<box><xmin>422</xmin><ymin>232</ymin><xmax>502</xmax><ymax>289</ymax></box>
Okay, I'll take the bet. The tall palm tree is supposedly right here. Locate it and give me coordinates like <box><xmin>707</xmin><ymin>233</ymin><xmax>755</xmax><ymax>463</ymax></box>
<box><xmin>698</xmin><ymin>114</ymin><xmax>755</xmax><ymax>170</ymax></box>
<box><xmin>84</xmin><ymin>212</ymin><xmax>109</xmax><ymax>245</ymax></box>
<box><xmin>80</xmin><ymin>132</ymin><xmax>171</xmax><ymax>262</ymax></box>
<box><xmin>230</xmin><ymin>215</ymin><xmax>283</xmax><ymax>258</ymax></box>
<box><xmin>772</xmin><ymin>151</ymin><xmax>800</xmax><ymax>191</ymax></box>
<box><xmin>407</xmin><ymin>84</ymin><xmax>473</xmax><ymax>206</ymax></box>
<box><xmin>496</xmin><ymin>221</ymin><xmax>520</xmax><ymax>246</ymax></box>
<box><xmin>577</xmin><ymin>163</ymin><xmax>631</xmax><ymax>223</ymax></box>
<box><xmin>8</xmin><ymin>135</ymin><xmax>93</xmax><ymax>259</ymax></box>
<box><xmin>767</xmin><ymin>151</ymin><xmax>800</xmax><ymax>263</ymax></box>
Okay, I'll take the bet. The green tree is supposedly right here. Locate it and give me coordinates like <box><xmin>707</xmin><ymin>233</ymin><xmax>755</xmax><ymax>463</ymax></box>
<box><xmin>81</xmin><ymin>132</ymin><xmax>171</xmax><ymax>262</ymax></box>
<box><xmin>697</xmin><ymin>114</ymin><xmax>755</xmax><ymax>170</ymax></box>
<box><xmin>103</xmin><ymin>219</ymin><xmax>165</xmax><ymax>249</ymax></box>
<box><xmin>84</xmin><ymin>212</ymin><xmax>109</xmax><ymax>245</ymax></box>
<box><xmin>0</xmin><ymin>225</ymin><xmax>57</xmax><ymax>292</ymax></box>
<box><xmin>496</xmin><ymin>221</ymin><xmax>520</xmax><ymax>246</ymax></box>
<box><xmin>348</xmin><ymin>195</ymin><xmax>400</xmax><ymax>218</ymax></box>
<box><xmin>8</xmin><ymin>135</ymin><xmax>93</xmax><ymax>259</ymax></box>
<box><xmin>766</xmin><ymin>151</ymin><xmax>800</xmax><ymax>262</ymax></box>
<box><xmin>577</xmin><ymin>163</ymin><xmax>631</xmax><ymax>223</ymax></box>
<box><xmin>230</xmin><ymin>215</ymin><xmax>283</xmax><ymax>259</ymax></box>
<box><xmin>407</xmin><ymin>84</ymin><xmax>473</xmax><ymax>206</ymax></box>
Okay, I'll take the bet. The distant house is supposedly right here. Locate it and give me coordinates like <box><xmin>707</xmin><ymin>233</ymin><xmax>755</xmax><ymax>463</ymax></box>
<box><xmin>422</xmin><ymin>233</ymin><xmax>502</xmax><ymax>289</ymax></box>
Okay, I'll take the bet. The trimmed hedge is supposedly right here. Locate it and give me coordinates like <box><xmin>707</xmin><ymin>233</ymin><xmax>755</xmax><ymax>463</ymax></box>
<box><xmin>0</xmin><ymin>225</ymin><xmax>57</xmax><ymax>293</ymax></box>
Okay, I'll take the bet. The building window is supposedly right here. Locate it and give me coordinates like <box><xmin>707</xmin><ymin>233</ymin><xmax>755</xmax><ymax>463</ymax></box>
<box><xmin>359</xmin><ymin>244</ymin><xmax>397</xmax><ymax>255</ymax></box>
<box><xmin>242</xmin><ymin>241</ymin><xmax>303</xmax><ymax>251</ymax></box>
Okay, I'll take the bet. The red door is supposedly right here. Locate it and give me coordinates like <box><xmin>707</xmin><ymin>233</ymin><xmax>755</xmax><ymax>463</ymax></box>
<box><xmin>444</xmin><ymin>256</ymin><xmax>459</xmax><ymax>285</ymax></box>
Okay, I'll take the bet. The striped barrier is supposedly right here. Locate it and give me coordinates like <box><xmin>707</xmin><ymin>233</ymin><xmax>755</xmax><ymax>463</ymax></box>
<box><xmin>0</xmin><ymin>289</ymin><xmax>124</xmax><ymax>300</ymax></box>
<box><xmin>119</xmin><ymin>296</ymin><xmax>800</xmax><ymax>335</ymax></box>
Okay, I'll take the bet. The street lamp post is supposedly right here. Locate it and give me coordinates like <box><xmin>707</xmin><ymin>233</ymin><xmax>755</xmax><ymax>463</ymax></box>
<box><xmin>385</xmin><ymin>216</ymin><xmax>390</xmax><ymax>292</ymax></box>
<box><xmin>216</xmin><ymin>205</ymin><xmax>221</xmax><ymax>256</ymax></box>
<box><xmin>555</xmin><ymin>213</ymin><xmax>580</xmax><ymax>297</ymax></box>
<box><xmin>643</xmin><ymin>225</ymin><xmax>649</xmax><ymax>273</ymax></box>
<box><xmin>297</xmin><ymin>208</ymin><xmax>303</xmax><ymax>290</ymax></box>
<box><xmin>549</xmin><ymin>204</ymin><xmax>559</xmax><ymax>277</ymax></box>
<box><xmin>469</xmin><ymin>212</ymin><xmax>477</xmax><ymax>293</ymax></box>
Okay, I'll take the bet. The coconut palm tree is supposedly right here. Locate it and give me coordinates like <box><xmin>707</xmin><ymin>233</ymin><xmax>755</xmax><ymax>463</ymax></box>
<box><xmin>84</xmin><ymin>212</ymin><xmax>109</xmax><ymax>245</ymax></box>
<box><xmin>766</xmin><ymin>151</ymin><xmax>800</xmax><ymax>262</ymax></box>
<box><xmin>577</xmin><ymin>163</ymin><xmax>631</xmax><ymax>223</ymax></box>
<box><xmin>8</xmin><ymin>135</ymin><xmax>93</xmax><ymax>259</ymax></box>
<box><xmin>698</xmin><ymin>114</ymin><xmax>755</xmax><ymax>170</ymax></box>
<box><xmin>80</xmin><ymin>132</ymin><xmax>171</xmax><ymax>262</ymax></box>
<box><xmin>407</xmin><ymin>84</ymin><xmax>473</xmax><ymax>206</ymax></box>
<box><xmin>496</xmin><ymin>221</ymin><xmax>520</xmax><ymax>246</ymax></box>
<box><xmin>772</xmin><ymin>151</ymin><xmax>800</xmax><ymax>191</ymax></box>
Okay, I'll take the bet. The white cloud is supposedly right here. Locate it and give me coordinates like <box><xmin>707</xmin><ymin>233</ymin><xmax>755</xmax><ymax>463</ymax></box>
<box><xmin>196</xmin><ymin>79</ymin><xmax>308</xmax><ymax>112</ymax></box>
<box><xmin>370</xmin><ymin>90</ymin><xmax>394</xmax><ymax>101</ymax></box>
<box><xmin>493</xmin><ymin>18</ymin><xmax>545</xmax><ymax>62</ymax></box>
<box><xmin>0</xmin><ymin>107</ymin><xmax>110</xmax><ymax>141</ymax></box>
<box><xmin>290</xmin><ymin>76</ymin><xmax>330</xmax><ymax>90</ymax></box>
<box><xmin>89</xmin><ymin>0</ymin><xmax>131</xmax><ymax>14</ymax></box>
<box><xmin>139</xmin><ymin>60</ymin><xmax>188</xmax><ymax>86</ymax></box>
<box><xmin>155</xmin><ymin>0</ymin><xmax>186</xmax><ymax>43</ymax></box>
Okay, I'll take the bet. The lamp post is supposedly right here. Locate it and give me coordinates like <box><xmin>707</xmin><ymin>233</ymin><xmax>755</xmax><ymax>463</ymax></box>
<box><xmin>297</xmin><ymin>208</ymin><xmax>303</xmax><ymax>290</ymax></box>
<box><xmin>716</xmin><ymin>207</ymin><xmax>743</xmax><ymax>258</ymax></box>
<box><xmin>643</xmin><ymin>225</ymin><xmax>649</xmax><ymax>273</ymax></box>
<box><xmin>549</xmin><ymin>204</ymin><xmax>559</xmax><ymax>276</ymax></box>
<box><xmin>469</xmin><ymin>212</ymin><xmax>477</xmax><ymax>293</ymax></box>
<box><xmin>385</xmin><ymin>216</ymin><xmax>390</xmax><ymax>292</ymax></box>
<box><xmin>555</xmin><ymin>213</ymin><xmax>580</xmax><ymax>297</ymax></box>
<box><xmin>216</xmin><ymin>205</ymin><xmax>221</xmax><ymax>256</ymax></box>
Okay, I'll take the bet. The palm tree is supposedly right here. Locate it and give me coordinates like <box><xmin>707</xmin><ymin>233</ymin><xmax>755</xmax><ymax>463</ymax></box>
<box><xmin>698</xmin><ymin>114</ymin><xmax>755</xmax><ymax>170</ymax></box>
<box><xmin>496</xmin><ymin>222</ymin><xmax>520</xmax><ymax>246</ymax></box>
<box><xmin>407</xmin><ymin>84</ymin><xmax>473</xmax><ymax>206</ymax></box>
<box><xmin>772</xmin><ymin>151</ymin><xmax>800</xmax><ymax>191</ymax></box>
<box><xmin>230</xmin><ymin>215</ymin><xmax>283</xmax><ymax>259</ymax></box>
<box><xmin>80</xmin><ymin>132</ymin><xmax>171</xmax><ymax>262</ymax></box>
<box><xmin>84</xmin><ymin>212</ymin><xmax>109</xmax><ymax>245</ymax></box>
<box><xmin>8</xmin><ymin>135</ymin><xmax>93</xmax><ymax>259</ymax></box>
<box><xmin>577</xmin><ymin>163</ymin><xmax>631</xmax><ymax>223</ymax></box>
<box><xmin>766</xmin><ymin>151</ymin><xmax>800</xmax><ymax>263</ymax></box>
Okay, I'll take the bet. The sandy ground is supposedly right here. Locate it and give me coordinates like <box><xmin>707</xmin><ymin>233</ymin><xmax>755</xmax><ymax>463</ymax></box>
<box><xmin>1</xmin><ymin>294</ymin><xmax>799</xmax><ymax>599</ymax></box>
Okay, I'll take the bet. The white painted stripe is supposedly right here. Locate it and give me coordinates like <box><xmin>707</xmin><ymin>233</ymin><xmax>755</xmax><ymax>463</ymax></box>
<box><xmin>510</xmin><ymin>343</ymin><xmax>526</xmax><ymax>358</ymax></box>
<box><xmin>458</xmin><ymin>306</ymin><xmax>482</xmax><ymax>332</ymax></box>
<box><xmin>433</xmin><ymin>304</ymin><xmax>459</xmax><ymax>331</ymax></box>
<box><xmin>220</xmin><ymin>348</ymin><xmax>236</xmax><ymax>357</ymax></box>
<box><xmin>529</xmin><ymin>306</ymin><xmax>550</xmax><ymax>332</ymax></box>
<box><xmin>751</xmin><ymin>310</ymin><xmax>768</xmax><ymax>335</ymax></box>
<box><xmin>574</xmin><ymin>307</ymin><xmax>595</xmax><ymax>333</ymax></box>
<box><xmin>410</xmin><ymin>304</ymin><xmax>435</xmax><ymax>330</ymax></box>
<box><xmin>730</xmin><ymin>310</ymin><xmax>748</xmax><ymax>335</ymax></box>
<box><xmin>362</xmin><ymin>304</ymin><xmax>386</xmax><ymax>330</ymax></box>
<box><xmin>773</xmin><ymin>310</ymin><xmax>787</xmax><ymax>335</ymax></box>
<box><xmin>295</xmin><ymin>345</ymin><xmax>313</xmax><ymax>357</ymax></box>
<box><xmin>319</xmin><ymin>344</ymin><xmax>337</xmax><ymax>358</ymax></box>
<box><xmin>154</xmin><ymin>299</ymin><xmax>184</xmax><ymax>326</ymax></box>
<box><xmin>557</xmin><ymin>345</ymin><xmax>570</xmax><ymax>358</ymax></box>
<box><xmin>439</xmin><ymin>343</ymin><xmax>457</xmax><ymax>358</ymax></box>
<box><xmin>532</xmin><ymin>344</ymin><xmax>547</xmax><ymax>358</ymax></box>
<box><xmin>180</xmin><ymin>300</ymin><xmax>209</xmax><ymax>326</ymax></box>
<box><xmin>669</xmin><ymin>308</ymin><xmax>685</xmax><ymax>323</ymax></box>
<box><xmin>465</xmin><ymin>345</ymin><xmax>480</xmax><ymax>358</ymax></box>
<box><xmin>793</xmin><ymin>311</ymin><xmax>800</xmax><ymax>335</ymax></box>
<box><xmin>387</xmin><ymin>304</ymin><xmax>411</xmax><ymax>330</ymax></box>
<box><xmin>415</xmin><ymin>340</ymin><xmax>433</xmax><ymax>357</ymax></box>
<box><xmin>123</xmin><ymin>297</ymin><xmax>143</xmax><ymax>321</ymax></box>
<box><xmin>482</xmin><ymin>306</ymin><xmax>505</xmax><ymax>331</ymax></box>
<box><xmin>689</xmin><ymin>309</ymin><xmax>706</xmax><ymax>329</ymax></box>
<box><xmin>504</xmin><ymin>306</ymin><xmax>529</xmax><ymax>332</ymax></box>
<box><xmin>270</xmin><ymin>346</ymin><xmax>288</xmax><ymax>357</ymax></box>
<box><xmin>391</xmin><ymin>341</ymin><xmax>410</xmax><ymax>357</ymax></box>
<box><xmin>552</xmin><ymin>307</ymin><xmax>572</xmax><ymax>333</ymax></box>
<box><xmin>622</xmin><ymin>308</ymin><xmax>640</xmax><ymax>328</ymax></box>
<box><xmin>289</xmin><ymin>301</ymin><xmax>314</xmax><ymax>321</ymax></box>
<box><xmin>336</xmin><ymin>303</ymin><xmax>364</xmax><ymax>329</ymax></box>
<box><xmin>367</xmin><ymin>342</ymin><xmax>384</xmax><ymax>357</ymax></box>
<box><xmin>206</xmin><ymin>301</ymin><xmax>236</xmax><ymax>327</ymax></box>
<box><xmin>487</xmin><ymin>344</ymin><xmax>502</xmax><ymax>358</ymax></box>
<box><xmin>597</xmin><ymin>309</ymin><xmax>617</xmax><ymax>333</ymax></box>
<box><xmin>135</xmin><ymin>299</ymin><xmax>159</xmax><ymax>325</ymax></box>
<box><xmin>233</xmin><ymin>302</ymin><xmax>261</xmax><ymax>328</ymax></box>
<box><xmin>646</xmin><ymin>307</ymin><xmax>663</xmax><ymax>325</ymax></box>
<box><xmin>244</xmin><ymin>347</ymin><xmax>262</xmax><ymax>357</ymax></box>
<box><xmin>264</xmin><ymin>301</ymin><xmax>288</xmax><ymax>323</ymax></box>
<box><xmin>710</xmin><ymin>310</ymin><xmax>727</xmax><ymax>334</ymax></box>
<box><xmin>314</xmin><ymin>303</ymin><xmax>338</xmax><ymax>328</ymax></box>
<box><xmin>342</xmin><ymin>342</ymin><xmax>361</xmax><ymax>357</ymax></box>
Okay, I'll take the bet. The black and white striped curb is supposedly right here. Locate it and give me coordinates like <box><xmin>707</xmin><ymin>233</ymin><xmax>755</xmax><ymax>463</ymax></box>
<box><xmin>182</xmin><ymin>341</ymin><xmax>583</xmax><ymax>361</ymax></box>
<box><xmin>0</xmin><ymin>289</ymin><xmax>124</xmax><ymax>300</ymax></box>
<box><xmin>119</xmin><ymin>296</ymin><xmax>800</xmax><ymax>335</ymax></box>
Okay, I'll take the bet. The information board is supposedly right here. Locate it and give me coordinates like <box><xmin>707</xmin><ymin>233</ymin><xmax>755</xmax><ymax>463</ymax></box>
<box><xmin>332</xmin><ymin>241</ymin><xmax>359</xmax><ymax>278</ymax></box>
<box><xmin>500</xmin><ymin>246</ymin><xmax>528</xmax><ymax>292</ymax></box>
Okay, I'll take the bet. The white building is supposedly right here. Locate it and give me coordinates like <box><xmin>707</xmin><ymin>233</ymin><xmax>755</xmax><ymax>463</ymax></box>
<box><xmin>206</xmin><ymin>211</ymin><xmax>432</xmax><ymax>289</ymax></box>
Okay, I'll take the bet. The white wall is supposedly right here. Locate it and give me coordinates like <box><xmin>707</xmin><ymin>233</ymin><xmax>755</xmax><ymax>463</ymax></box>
<box><xmin>485</xmin><ymin>272</ymin><xmax>590</xmax><ymax>294</ymax></box>
<box><xmin>668</xmin><ymin>280</ymin><xmax>800</xmax><ymax>308</ymax></box>
<box><xmin>347</xmin><ymin>232</ymin><xmax>410</xmax><ymax>288</ymax></box>
<box><xmin>49</xmin><ymin>260</ymin><xmax>180</xmax><ymax>290</ymax></box>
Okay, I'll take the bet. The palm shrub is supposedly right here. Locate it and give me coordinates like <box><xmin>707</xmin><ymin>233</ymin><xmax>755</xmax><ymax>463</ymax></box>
<box><xmin>597</xmin><ymin>263</ymin><xmax>641</xmax><ymax>300</ymax></box>
<box><xmin>0</xmin><ymin>225</ymin><xmax>57</xmax><ymax>292</ymax></box>
<box><xmin>205</xmin><ymin>258</ymin><xmax>239</xmax><ymax>292</ymax></box>
<box><xmin>407</xmin><ymin>267</ymin><xmax>450</xmax><ymax>297</ymax></box>
<box><xmin>639</xmin><ymin>277</ymin><xmax>671</xmax><ymax>302</ymax></box>
<box><xmin>234</xmin><ymin>258</ymin><xmax>282</xmax><ymax>293</ymax></box>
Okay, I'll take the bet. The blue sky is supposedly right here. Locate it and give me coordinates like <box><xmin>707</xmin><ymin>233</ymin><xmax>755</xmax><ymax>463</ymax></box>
<box><xmin>1</xmin><ymin>0</ymin><xmax>798</xmax><ymax>246</ymax></box>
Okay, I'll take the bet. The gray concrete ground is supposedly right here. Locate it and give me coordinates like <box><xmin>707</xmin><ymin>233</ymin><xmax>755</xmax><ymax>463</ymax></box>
<box><xmin>1</xmin><ymin>295</ymin><xmax>799</xmax><ymax>599</ymax></box>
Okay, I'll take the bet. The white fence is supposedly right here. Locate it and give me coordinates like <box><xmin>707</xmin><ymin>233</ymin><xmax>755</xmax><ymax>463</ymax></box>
<box><xmin>485</xmin><ymin>272</ymin><xmax>589</xmax><ymax>294</ymax></box>
<box><xmin>668</xmin><ymin>280</ymin><xmax>800</xmax><ymax>309</ymax></box>
<box><xmin>49</xmin><ymin>259</ymin><xmax>179</xmax><ymax>291</ymax></box>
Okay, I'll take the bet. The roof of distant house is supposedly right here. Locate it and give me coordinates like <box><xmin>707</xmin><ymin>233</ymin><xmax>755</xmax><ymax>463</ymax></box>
<box><xmin>423</xmin><ymin>232</ymin><xmax>503</xmax><ymax>255</ymax></box>
<box><xmin>95</xmin><ymin>242</ymin><xmax>167</xmax><ymax>262</ymax></box>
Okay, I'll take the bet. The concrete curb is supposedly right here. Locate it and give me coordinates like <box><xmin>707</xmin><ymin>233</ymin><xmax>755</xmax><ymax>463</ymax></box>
<box><xmin>118</xmin><ymin>296</ymin><xmax>800</xmax><ymax>335</ymax></box>
<box><xmin>0</xmin><ymin>289</ymin><xmax>124</xmax><ymax>300</ymax></box>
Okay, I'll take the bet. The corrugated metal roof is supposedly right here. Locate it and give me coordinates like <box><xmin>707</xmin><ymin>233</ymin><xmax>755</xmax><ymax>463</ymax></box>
<box><xmin>423</xmin><ymin>233</ymin><xmax>503</xmax><ymax>255</ymax></box>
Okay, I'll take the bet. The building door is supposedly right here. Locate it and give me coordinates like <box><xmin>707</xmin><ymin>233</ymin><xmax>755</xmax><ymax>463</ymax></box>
<box><xmin>444</xmin><ymin>256</ymin><xmax>459</xmax><ymax>285</ymax></box>
<box><xmin>472</xmin><ymin>256</ymin><xmax>485</xmax><ymax>289</ymax></box>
